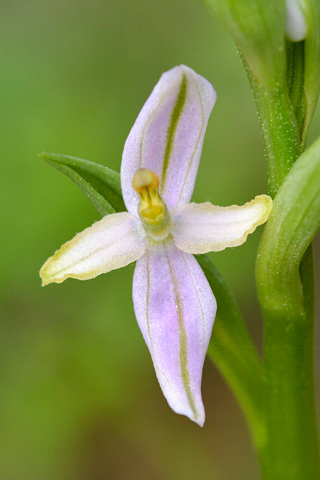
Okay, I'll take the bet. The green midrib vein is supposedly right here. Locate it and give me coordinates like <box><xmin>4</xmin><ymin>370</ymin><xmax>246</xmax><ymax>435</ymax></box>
<box><xmin>165</xmin><ymin>244</ymin><xmax>198</xmax><ymax>419</ymax></box>
<box><xmin>161</xmin><ymin>74</ymin><xmax>188</xmax><ymax>191</ymax></box>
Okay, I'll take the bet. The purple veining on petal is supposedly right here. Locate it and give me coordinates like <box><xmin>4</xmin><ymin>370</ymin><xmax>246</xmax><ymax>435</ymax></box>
<box><xmin>132</xmin><ymin>239</ymin><xmax>216</xmax><ymax>425</ymax></box>
<box><xmin>121</xmin><ymin>65</ymin><xmax>216</xmax><ymax>214</ymax></box>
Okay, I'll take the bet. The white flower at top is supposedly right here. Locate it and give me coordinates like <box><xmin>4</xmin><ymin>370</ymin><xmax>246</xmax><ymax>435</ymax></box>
<box><xmin>286</xmin><ymin>0</ymin><xmax>307</xmax><ymax>42</ymax></box>
<box><xmin>40</xmin><ymin>65</ymin><xmax>272</xmax><ymax>426</ymax></box>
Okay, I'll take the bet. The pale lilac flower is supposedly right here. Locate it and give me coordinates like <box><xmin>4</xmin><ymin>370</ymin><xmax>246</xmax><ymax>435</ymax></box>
<box><xmin>40</xmin><ymin>65</ymin><xmax>272</xmax><ymax>426</ymax></box>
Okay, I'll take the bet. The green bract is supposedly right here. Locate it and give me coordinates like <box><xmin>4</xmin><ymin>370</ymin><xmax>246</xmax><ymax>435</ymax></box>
<box><xmin>257</xmin><ymin>134</ymin><xmax>320</xmax><ymax>314</ymax></box>
<box><xmin>204</xmin><ymin>0</ymin><xmax>286</xmax><ymax>86</ymax></box>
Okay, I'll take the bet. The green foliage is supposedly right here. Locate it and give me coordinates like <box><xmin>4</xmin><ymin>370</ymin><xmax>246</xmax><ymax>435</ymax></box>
<box><xmin>40</xmin><ymin>152</ymin><xmax>126</xmax><ymax>216</ymax></box>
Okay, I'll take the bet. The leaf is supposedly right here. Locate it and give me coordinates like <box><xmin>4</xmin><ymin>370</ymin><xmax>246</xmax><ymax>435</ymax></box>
<box><xmin>39</xmin><ymin>152</ymin><xmax>126</xmax><ymax>216</ymax></box>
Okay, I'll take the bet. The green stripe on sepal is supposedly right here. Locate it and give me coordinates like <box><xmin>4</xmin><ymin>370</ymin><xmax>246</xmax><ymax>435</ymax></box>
<box><xmin>39</xmin><ymin>152</ymin><xmax>126</xmax><ymax>216</ymax></box>
<box><xmin>161</xmin><ymin>74</ymin><xmax>187</xmax><ymax>190</ymax></box>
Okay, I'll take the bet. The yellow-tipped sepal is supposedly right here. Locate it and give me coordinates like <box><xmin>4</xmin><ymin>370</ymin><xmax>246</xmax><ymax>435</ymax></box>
<box><xmin>40</xmin><ymin>212</ymin><xmax>145</xmax><ymax>285</ymax></box>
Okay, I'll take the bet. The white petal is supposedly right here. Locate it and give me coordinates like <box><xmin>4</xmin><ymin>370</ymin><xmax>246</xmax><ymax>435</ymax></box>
<box><xmin>172</xmin><ymin>195</ymin><xmax>272</xmax><ymax>254</ymax></box>
<box><xmin>40</xmin><ymin>212</ymin><xmax>145</xmax><ymax>285</ymax></box>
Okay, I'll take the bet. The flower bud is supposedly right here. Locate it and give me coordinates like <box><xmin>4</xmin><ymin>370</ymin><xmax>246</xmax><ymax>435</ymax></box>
<box><xmin>286</xmin><ymin>0</ymin><xmax>307</xmax><ymax>41</ymax></box>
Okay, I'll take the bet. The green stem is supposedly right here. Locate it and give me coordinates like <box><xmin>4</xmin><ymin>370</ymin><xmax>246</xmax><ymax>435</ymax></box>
<box><xmin>256</xmin><ymin>140</ymin><xmax>320</xmax><ymax>479</ymax></box>
<box><xmin>258</xmin><ymin>246</ymin><xmax>319</xmax><ymax>479</ymax></box>
<box><xmin>243</xmin><ymin>61</ymin><xmax>301</xmax><ymax>197</ymax></box>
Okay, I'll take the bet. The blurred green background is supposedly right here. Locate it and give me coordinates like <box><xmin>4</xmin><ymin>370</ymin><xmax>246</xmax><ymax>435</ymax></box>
<box><xmin>1</xmin><ymin>1</ymin><xmax>319</xmax><ymax>479</ymax></box>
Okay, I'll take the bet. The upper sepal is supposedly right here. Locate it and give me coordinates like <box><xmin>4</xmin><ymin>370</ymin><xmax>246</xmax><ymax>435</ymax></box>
<box><xmin>121</xmin><ymin>65</ymin><xmax>216</xmax><ymax>214</ymax></box>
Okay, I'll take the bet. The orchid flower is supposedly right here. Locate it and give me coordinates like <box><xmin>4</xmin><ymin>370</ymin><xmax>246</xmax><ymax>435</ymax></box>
<box><xmin>40</xmin><ymin>65</ymin><xmax>272</xmax><ymax>426</ymax></box>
